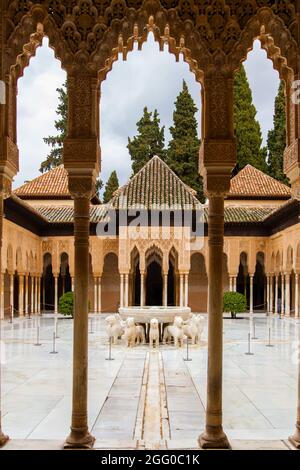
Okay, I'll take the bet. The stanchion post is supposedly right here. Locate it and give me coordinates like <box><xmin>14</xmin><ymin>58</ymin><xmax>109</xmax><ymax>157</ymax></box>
<box><xmin>252</xmin><ymin>318</ymin><xmax>258</xmax><ymax>340</ymax></box>
<box><xmin>105</xmin><ymin>336</ymin><xmax>114</xmax><ymax>361</ymax></box>
<box><xmin>89</xmin><ymin>317</ymin><xmax>94</xmax><ymax>335</ymax></box>
<box><xmin>184</xmin><ymin>336</ymin><xmax>192</xmax><ymax>362</ymax></box>
<box><xmin>266</xmin><ymin>327</ymin><xmax>274</xmax><ymax>348</ymax></box>
<box><xmin>50</xmin><ymin>331</ymin><xmax>58</xmax><ymax>354</ymax></box>
<box><xmin>34</xmin><ymin>322</ymin><xmax>41</xmax><ymax>346</ymax></box>
<box><xmin>245</xmin><ymin>332</ymin><xmax>254</xmax><ymax>356</ymax></box>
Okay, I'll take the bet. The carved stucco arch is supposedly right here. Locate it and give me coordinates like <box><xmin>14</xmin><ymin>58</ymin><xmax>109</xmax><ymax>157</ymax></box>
<box><xmin>3</xmin><ymin>2</ymin><xmax>299</xmax><ymax>84</ymax></box>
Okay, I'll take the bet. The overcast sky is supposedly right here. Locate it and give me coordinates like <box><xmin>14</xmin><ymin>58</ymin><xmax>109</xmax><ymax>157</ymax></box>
<box><xmin>15</xmin><ymin>35</ymin><xmax>280</xmax><ymax>189</ymax></box>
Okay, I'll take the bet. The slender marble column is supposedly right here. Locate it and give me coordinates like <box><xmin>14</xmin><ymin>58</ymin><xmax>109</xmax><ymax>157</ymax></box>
<box><xmin>249</xmin><ymin>275</ymin><xmax>254</xmax><ymax>314</ymax></box>
<box><xmin>185</xmin><ymin>274</ymin><xmax>189</xmax><ymax>307</ymax></box>
<box><xmin>275</xmin><ymin>275</ymin><xmax>279</xmax><ymax>315</ymax></box>
<box><xmin>120</xmin><ymin>274</ymin><xmax>124</xmax><ymax>308</ymax></box>
<box><xmin>229</xmin><ymin>276</ymin><xmax>233</xmax><ymax>292</ymax></box>
<box><xmin>125</xmin><ymin>274</ymin><xmax>129</xmax><ymax>307</ymax></box>
<box><xmin>19</xmin><ymin>275</ymin><xmax>24</xmax><ymax>317</ymax></box>
<box><xmin>94</xmin><ymin>278</ymin><xmax>98</xmax><ymax>313</ymax></box>
<box><xmin>25</xmin><ymin>275</ymin><xmax>28</xmax><ymax>315</ymax></box>
<box><xmin>270</xmin><ymin>275</ymin><xmax>274</xmax><ymax>314</ymax></box>
<box><xmin>295</xmin><ymin>273</ymin><xmax>299</xmax><ymax>318</ymax></box>
<box><xmin>0</xmin><ymin>272</ymin><xmax>4</xmax><ymax>320</ymax></box>
<box><xmin>54</xmin><ymin>275</ymin><xmax>58</xmax><ymax>314</ymax></box>
<box><xmin>98</xmin><ymin>277</ymin><xmax>101</xmax><ymax>313</ymax></box>
<box><xmin>163</xmin><ymin>274</ymin><xmax>168</xmax><ymax>307</ymax></box>
<box><xmin>233</xmin><ymin>276</ymin><xmax>237</xmax><ymax>292</ymax></box>
<box><xmin>37</xmin><ymin>276</ymin><xmax>41</xmax><ymax>314</ymax></box>
<box><xmin>281</xmin><ymin>274</ymin><xmax>285</xmax><ymax>315</ymax></box>
<box><xmin>140</xmin><ymin>273</ymin><xmax>145</xmax><ymax>307</ymax></box>
<box><xmin>286</xmin><ymin>273</ymin><xmax>291</xmax><ymax>317</ymax></box>
<box><xmin>31</xmin><ymin>276</ymin><xmax>34</xmax><ymax>314</ymax></box>
<box><xmin>266</xmin><ymin>275</ymin><xmax>270</xmax><ymax>313</ymax></box>
<box><xmin>199</xmin><ymin>196</ymin><xmax>229</xmax><ymax>449</ymax></box>
<box><xmin>64</xmin><ymin>197</ymin><xmax>94</xmax><ymax>448</ymax></box>
<box><xmin>9</xmin><ymin>273</ymin><xmax>13</xmax><ymax>318</ymax></box>
<box><xmin>179</xmin><ymin>274</ymin><xmax>184</xmax><ymax>307</ymax></box>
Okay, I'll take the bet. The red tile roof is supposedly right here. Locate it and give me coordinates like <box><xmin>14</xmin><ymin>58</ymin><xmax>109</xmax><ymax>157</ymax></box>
<box><xmin>14</xmin><ymin>165</ymin><xmax>69</xmax><ymax>198</ymax></box>
<box><xmin>228</xmin><ymin>165</ymin><xmax>291</xmax><ymax>199</ymax></box>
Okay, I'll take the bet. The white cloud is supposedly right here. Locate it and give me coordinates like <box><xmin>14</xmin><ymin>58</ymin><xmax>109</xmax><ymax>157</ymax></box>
<box><xmin>15</xmin><ymin>35</ymin><xmax>280</xmax><ymax>189</ymax></box>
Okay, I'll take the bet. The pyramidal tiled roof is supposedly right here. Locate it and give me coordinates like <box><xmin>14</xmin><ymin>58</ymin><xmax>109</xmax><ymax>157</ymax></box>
<box><xmin>110</xmin><ymin>155</ymin><xmax>201</xmax><ymax>209</ymax></box>
<box><xmin>228</xmin><ymin>165</ymin><xmax>291</xmax><ymax>199</ymax></box>
<box><xmin>14</xmin><ymin>165</ymin><xmax>69</xmax><ymax>198</ymax></box>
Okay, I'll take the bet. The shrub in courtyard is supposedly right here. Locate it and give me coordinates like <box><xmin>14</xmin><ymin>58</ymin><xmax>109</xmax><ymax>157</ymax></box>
<box><xmin>223</xmin><ymin>291</ymin><xmax>247</xmax><ymax>319</ymax></box>
<box><xmin>59</xmin><ymin>291</ymin><xmax>74</xmax><ymax>317</ymax></box>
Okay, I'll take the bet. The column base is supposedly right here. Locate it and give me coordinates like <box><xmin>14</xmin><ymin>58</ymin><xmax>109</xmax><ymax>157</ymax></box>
<box><xmin>64</xmin><ymin>428</ymin><xmax>95</xmax><ymax>449</ymax></box>
<box><xmin>289</xmin><ymin>425</ymin><xmax>300</xmax><ymax>449</ymax></box>
<box><xmin>0</xmin><ymin>431</ymin><xmax>9</xmax><ymax>448</ymax></box>
<box><xmin>198</xmin><ymin>427</ymin><xmax>231</xmax><ymax>450</ymax></box>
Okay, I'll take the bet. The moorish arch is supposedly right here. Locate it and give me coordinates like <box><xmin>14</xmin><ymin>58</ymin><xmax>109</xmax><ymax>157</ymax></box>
<box><xmin>1</xmin><ymin>0</ymin><xmax>300</xmax><ymax>451</ymax></box>
<box><xmin>188</xmin><ymin>252</ymin><xmax>207</xmax><ymax>313</ymax></box>
<box><xmin>145</xmin><ymin>245</ymin><xmax>163</xmax><ymax>306</ymax></box>
<box><xmin>130</xmin><ymin>246</ymin><xmax>141</xmax><ymax>307</ymax></box>
<box><xmin>101</xmin><ymin>252</ymin><xmax>120</xmax><ymax>313</ymax></box>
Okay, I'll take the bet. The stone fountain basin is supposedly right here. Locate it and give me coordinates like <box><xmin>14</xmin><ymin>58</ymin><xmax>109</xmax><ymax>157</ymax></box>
<box><xmin>118</xmin><ymin>306</ymin><xmax>191</xmax><ymax>324</ymax></box>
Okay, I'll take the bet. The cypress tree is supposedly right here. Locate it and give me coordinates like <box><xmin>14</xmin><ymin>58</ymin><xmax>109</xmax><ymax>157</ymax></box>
<box><xmin>267</xmin><ymin>81</ymin><xmax>288</xmax><ymax>183</ymax></box>
<box><xmin>103</xmin><ymin>171</ymin><xmax>119</xmax><ymax>203</ymax></box>
<box><xmin>166</xmin><ymin>81</ymin><xmax>204</xmax><ymax>202</ymax></box>
<box><xmin>41</xmin><ymin>81</ymin><xmax>68</xmax><ymax>173</ymax></box>
<box><xmin>233</xmin><ymin>65</ymin><xmax>267</xmax><ymax>172</ymax></box>
<box><xmin>127</xmin><ymin>107</ymin><xmax>165</xmax><ymax>174</ymax></box>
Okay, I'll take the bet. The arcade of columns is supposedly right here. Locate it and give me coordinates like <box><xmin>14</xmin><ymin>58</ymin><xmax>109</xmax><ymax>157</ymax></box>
<box><xmin>1</xmin><ymin>0</ymin><xmax>300</xmax><ymax>450</ymax></box>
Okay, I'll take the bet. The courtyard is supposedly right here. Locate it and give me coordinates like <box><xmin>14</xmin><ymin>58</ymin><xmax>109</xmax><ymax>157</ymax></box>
<box><xmin>1</xmin><ymin>313</ymin><xmax>299</xmax><ymax>450</ymax></box>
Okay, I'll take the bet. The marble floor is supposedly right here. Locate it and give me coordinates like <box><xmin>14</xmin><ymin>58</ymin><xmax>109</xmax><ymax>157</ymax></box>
<box><xmin>0</xmin><ymin>314</ymin><xmax>299</xmax><ymax>449</ymax></box>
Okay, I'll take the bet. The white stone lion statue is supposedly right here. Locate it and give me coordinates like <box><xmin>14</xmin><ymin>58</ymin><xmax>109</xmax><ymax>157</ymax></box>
<box><xmin>149</xmin><ymin>318</ymin><xmax>159</xmax><ymax>348</ymax></box>
<box><xmin>135</xmin><ymin>325</ymin><xmax>146</xmax><ymax>345</ymax></box>
<box><xmin>105</xmin><ymin>314</ymin><xmax>124</xmax><ymax>344</ymax></box>
<box><xmin>183</xmin><ymin>314</ymin><xmax>205</xmax><ymax>345</ymax></box>
<box><xmin>163</xmin><ymin>316</ymin><xmax>184</xmax><ymax>348</ymax></box>
<box><xmin>122</xmin><ymin>317</ymin><xmax>137</xmax><ymax>347</ymax></box>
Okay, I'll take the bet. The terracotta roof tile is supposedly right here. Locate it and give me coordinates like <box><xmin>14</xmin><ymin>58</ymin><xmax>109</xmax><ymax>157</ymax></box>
<box><xmin>110</xmin><ymin>156</ymin><xmax>201</xmax><ymax>210</ymax></box>
<box><xmin>14</xmin><ymin>165</ymin><xmax>69</xmax><ymax>198</ymax></box>
<box><xmin>229</xmin><ymin>165</ymin><xmax>291</xmax><ymax>199</ymax></box>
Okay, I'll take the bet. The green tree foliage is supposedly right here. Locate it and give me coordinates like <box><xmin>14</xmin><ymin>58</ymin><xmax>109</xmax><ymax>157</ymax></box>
<box><xmin>58</xmin><ymin>291</ymin><xmax>74</xmax><ymax>317</ymax></box>
<box><xmin>166</xmin><ymin>81</ymin><xmax>204</xmax><ymax>203</ymax></box>
<box><xmin>233</xmin><ymin>65</ymin><xmax>267</xmax><ymax>172</ymax></box>
<box><xmin>42</xmin><ymin>80</ymin><xmax>103</xmax><ymax>196</ymax></box>
<box><xmin>41</xmin><ymin>81</ymin><xmax>68</xmax><ymax>173</ymax></box>
<box><xmin>128</xmin><ymin>107</ymin><xmax>166</xmax><ymax>174</ymax></box>
<box><xmin>103</xmin><ymin>170</ymin><xmax>119</xmax><ymax>203</ymax></box>
<box><xmin>267</xmin><ymin>81</ymin><xmax>289</xmax><ymax>184</ymax></box>
<box><xmin>223</xmin><ymin>291</ymin><xmax>247</xmax><ymax>318</ymax></box>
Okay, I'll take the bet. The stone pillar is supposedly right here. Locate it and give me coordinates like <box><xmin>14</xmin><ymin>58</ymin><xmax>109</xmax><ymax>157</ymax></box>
<box><xmin>275</xmin><ymin>275</ymin><xmax>279</xmax><ymax>315</ymax></box>
<box><xmin>266</xmin><ymin>275</ymin><xmax>270</xmax><ymax>313</ymax></box>
<box><xmin>281</xmin><ymin>274</ymin><xmax>285</xmax><ymax>315</ymax></box>
<box><xmin>198</xmin><ymin>73</ymin><xmax>235</xmax><ymax>449</ymax></box>
<box><xmin>270</xmin><ymin>275</ymin><xmax>274</xmax><ymax>314</ymax></box>
<box><xmin>285</xmin><ymin>273</ymin><xmax>291</xmax><ymax>317</ymax></box>
<box><xmin>140</xmin><ymin>273</ymin><xmax>145</xmax><ymax>307</ymax></box>
<box><xmin>98</xmin><ymin>277</ymin><xmax>101</xmax><ymax>313</ymax></box>
<box><xmin>233</xmin><ymin>276</ymin><xmax>237</xmax><ymax>292</ymax></box>
<box><xmin>19</xmin><ymin>274</ymin><xmax>24</xmax><ymax>316</ymax></box>
<box><xmin>125</xmin><ymin>273</ymin><xmax>129</xmax><ymax>308</ymax></box>
<box><xmin>249</xmin><ymin>274</ymin><xmax>254</xmax><ymax>315</ymax></box>
<box><xmin>37</xmin><ymin>276</ymin><xmax>41</xmax><ymax>314</ymax></box>
<box><xmin>94</xmin><ymin>278</ymin><xmax>98</xmax><ymax>313</ymax></box>
<box><xmin>54</xmin><ymin>275</ymin><xmax>58</xmax><ymax>314</ymax></box>
<box><xmin>71</xmin><ymin>276</ymin><xmax>74</xmax><ymax>292</ymax></box>
<box><xmin>163</xmin><ymin>273</ymin><xmax>168</xmax><ymax>307</ymax></box>
<box><xmin>184</xmin><ymin>274</ymin><xmax>189</xmax><ymax>307</ymax></box>
<box><xmin>9</xmin><ymin>273</ymin><xmax>13</xmax><ymax>318</ymax></box>
<box><xmin>25</xmin><ymin>275</ymin><xmax>28</xmax><ymax>315</ymax></box>
<box><xmin>179</xmin><ymin>274</ymin><xmax>184</xmax><ymax>307</ymax></box>
<box><xmin>229</xmin><ymin>276</ymin><xmax>233</xmax><ymax>292</ymax></box>
<box><xmin>295</xmin><ymin>273</ymin><xmax>299</xmax><ymax>318</ymax></box>
<box><xmin>120</xmin><ymin>274</ymin><xmax>124</xmax><ymax>308</ymax></box>
<box><xmin>0</xmin><ymin>272</ymin><xmax>4</xmax><ymax>320</ymax></box>
<box><xmin>31</xmin><ymin>275</ymin><xmax>34</xmax><ymax>314</ymax></box>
